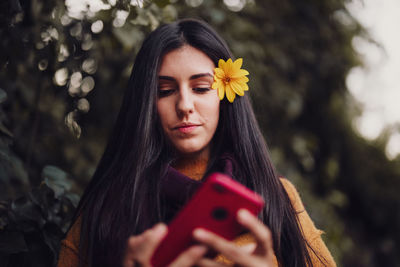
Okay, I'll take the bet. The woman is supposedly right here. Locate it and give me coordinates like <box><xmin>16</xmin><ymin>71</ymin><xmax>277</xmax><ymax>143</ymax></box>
<box><xmin>58</xmin><ymin>19</ymin><xmax>336</xmax><ymax>267</ymax></box>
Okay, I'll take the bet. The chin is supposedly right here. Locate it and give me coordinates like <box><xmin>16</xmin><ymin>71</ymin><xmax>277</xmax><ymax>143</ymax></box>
<box><xmin>175</xmin><ymin>143</ymin><xmax>209</xmax><ymax>157</ymax></box>
<box><xmin>177</xmin><ymin>147</ymin><xmax>203</xmax><ymax>155</ymax></box>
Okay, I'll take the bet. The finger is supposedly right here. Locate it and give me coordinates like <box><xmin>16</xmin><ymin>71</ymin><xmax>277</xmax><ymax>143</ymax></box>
<box><xmin>122</xmin><ymin>254</ymin><xmax>134</xmax><ymax>267</ymax></box>
<box><xmin>168</xmin><ymin>245</ymin><xmax>208</xmax><ymax>267</ymax></box>
<box><xmin>240</xmin><ymin>243</ymin><xmax>256</xmax><ymax>254</ymax></box>
<box><xmin>124</xmin><ymin>224</ymin><xmax>168</xmax><ymax>264</ymax></box>
<box><xmin>193</xmin><ymin>229</ymin><xmax>251</xmax><ymax>265</ymax></box>
<box><xmin>197</xmin><ymin>257</ymin><xmax>227</xmax><ymax>267</ymax></box>
<box><xmin>123</xmin><ymin>234</ymin><xmax>145</xmax><ymax>267</ymax></box>
<box><xmin>143</xmin><ymin>223</ymin><xmax>168</xmax><ymax>249</ymax></box>
<box><xmin>126</xmin><ymin>234</ymin><xmax>145</xmax><ymax>253</ymax></box>
<box><xmin>128</xmin><ymin>223</ymin><xmax>167</xmax><ymax>253</ymax></box>
<box><xmin>237</xmin><ymin>209</ymin><xmax>273</xmax><ymax>253</ymax></box>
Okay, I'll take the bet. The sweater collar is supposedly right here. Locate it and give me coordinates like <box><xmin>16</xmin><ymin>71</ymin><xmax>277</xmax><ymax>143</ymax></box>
<box><xmin>160</xmin><ymin>154</ymin><xmax>235</xmax><ymax>209</ymax></box>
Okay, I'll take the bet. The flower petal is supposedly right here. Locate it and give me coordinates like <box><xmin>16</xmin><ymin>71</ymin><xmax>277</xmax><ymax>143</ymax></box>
<box><xmin>214</xmin><ymin>68</ymin><xmax>225</xmax><ymax>79</ymax></box>
<box><xmin>234</xmin><ymin>76</ymin><xmax>249</xmax><ymax>83</ymax></box>
<box><xmin>233</xmin><ymin>58</ymin><xmax>243</xmax><ymax>70</ymax></box>
<box><xmin>211</xmin><ymin>81</ymin><xmax>218</xmax><ymax>90</ymax></box>
<box><xmin>224</xmin><ymin>58</ymin><xmax>233</xmax><ymax>76</ymax></box>
<box><xmin>234</xmin><ymin>81</ymin><xmax>248</xmax><ymax>91</ymax></box>
<box><xmin>212</xmin><ymin>80</ymin><xmax>225</xmax><ymax>100</ymax></box>
<box><xmin>218</xmin><ymin>59</ymin><xmax>225</xmax><ymax>69</ymax></box>
<box><xmin>212</xmin><ymin>79</ymin><xmax>223</xmax><ymax>90</ymax></box>
<box><xmin>230</xmin><ymin>81</ymin><xmax>245</xmax><ymax>96</ymax></box>
<box><xmin>225</xmin><ymin>84</ymin><xmax>236</xmax><ymax>103</ymax></box>
<box><xmin>231</xmin><ymin>69</ymin><xmax>249</xmax><ymax>78</ymax></box>
<box><xmin>218</xmin><ymin>84</ymin><xmax>225</xmax><ymax>100</ymax></box>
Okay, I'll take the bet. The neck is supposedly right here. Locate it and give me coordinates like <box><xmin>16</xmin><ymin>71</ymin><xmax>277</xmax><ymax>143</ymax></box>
<box><xmin>172</xmin><ymin>149</ymin><xmax>210</xmax><ymax>181</ymax></box>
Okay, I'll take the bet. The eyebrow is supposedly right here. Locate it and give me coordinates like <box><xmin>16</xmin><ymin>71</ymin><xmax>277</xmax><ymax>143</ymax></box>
<box><xmin>158</xmin><ymin>73</ymin><xmax>213</xmax><ymax>82</ymax></box>
<box><xmin>190</xmin><ymin>73</ymin><xmax>213</xmax><ymax>80</ymax></box>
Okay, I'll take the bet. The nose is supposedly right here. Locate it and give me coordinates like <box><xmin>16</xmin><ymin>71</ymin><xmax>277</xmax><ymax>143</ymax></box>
<box><xmin>176</xmin><ymin>86</ymin><xmax>194</xmax><ymax>118</ymax></box>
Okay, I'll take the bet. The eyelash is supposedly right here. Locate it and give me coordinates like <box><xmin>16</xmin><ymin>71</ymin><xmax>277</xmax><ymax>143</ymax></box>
<box><xmin>193</xmin><ymin>87</ymin><xmax>211</xmax><ymax>93</ymax></box>
<box><xmin>158</xmin><ymin>89</ymin><xmax>174</xmax><ymax>97</ymax></box>
<box><xmin>158</xmin><ymin>87</ymin><xmax>211</xmax><ymax>97</ymax></box>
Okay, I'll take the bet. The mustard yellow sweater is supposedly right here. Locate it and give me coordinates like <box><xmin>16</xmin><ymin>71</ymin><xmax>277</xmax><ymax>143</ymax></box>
<box><xmin>58</xmin><ymin>159</ymin><xmax>336</xmax><ymax>266</ymax></box>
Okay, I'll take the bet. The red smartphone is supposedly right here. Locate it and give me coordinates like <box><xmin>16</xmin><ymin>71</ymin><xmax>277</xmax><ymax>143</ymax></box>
<box><xmin>151</xmin><ymin>172</ymin><xmax>265</xmax><ymax>267</ymax></box>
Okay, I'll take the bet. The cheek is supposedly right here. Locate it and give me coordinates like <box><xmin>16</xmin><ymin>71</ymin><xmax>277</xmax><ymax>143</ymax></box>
<box><xmin>202</xmin><ymin>96</ymin><xmax>220</xmax><ymax>129</ymax></box>
<box><xmin>211</xmin><ymin>93</ymin><xmax>221</xmax><ymax>120</ymax></box>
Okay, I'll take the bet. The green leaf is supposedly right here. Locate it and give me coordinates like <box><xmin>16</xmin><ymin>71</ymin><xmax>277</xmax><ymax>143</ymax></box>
<box><xmin>153</xmin><ymin>0</ymin><xmax>170</xmax><ymax>8</ymax></box>
<box><xmin>29</xmin><ymin>185</ymin><xmax>56</xmax><ymax>216</ymax></box>
<box><xmin>10</xmin><ymin>196</ymin><xmax>45</xmax><ymax>231</ymax></box>
<box><xmin>42</xmin><ymin>165</ymin><xmax>72</xmax><ymax>198</ymax></box>
<box><xmin>64</xmin><ymin>193</ymin><xmax>80</xmax><ymax>208</ymax></box>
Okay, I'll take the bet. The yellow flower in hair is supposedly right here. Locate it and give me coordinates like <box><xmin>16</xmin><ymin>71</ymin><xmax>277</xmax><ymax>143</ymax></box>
<box><xmin>211</xmin><ymin>58</ymin><xmax>249</xmax><ymax>103</ymax></box>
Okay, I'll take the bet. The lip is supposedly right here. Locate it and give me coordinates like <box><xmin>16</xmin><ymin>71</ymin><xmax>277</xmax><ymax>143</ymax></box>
<box><xmin>173</xmin><ymin>123</ymin><xmax>200</xmax><ymax>133</ymax></box>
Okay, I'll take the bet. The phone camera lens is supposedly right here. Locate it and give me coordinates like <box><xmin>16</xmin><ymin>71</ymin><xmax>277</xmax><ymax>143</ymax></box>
<box><xmin>211</xmin><ymin>207</ymin><xmax>228</xmax><ymax>220</ymax></box>
<box><xmin>213</xmin><ymin>184</ymin><xmax>226</xmax><ymax>193</ymax></box>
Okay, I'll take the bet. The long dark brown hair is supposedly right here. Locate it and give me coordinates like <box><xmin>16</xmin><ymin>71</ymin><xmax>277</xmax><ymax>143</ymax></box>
<box><xmin>69</xmin><ymin>19</ymin><xmax>323</xmax><ymax>267</ymax></box>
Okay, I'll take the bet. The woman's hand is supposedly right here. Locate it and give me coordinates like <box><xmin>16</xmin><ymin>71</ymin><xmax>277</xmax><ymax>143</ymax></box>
<box><xmin>123</xmin><ymin>223</ymin><xmax>208</xmax><ymax>267</ymax></box>
<box><xmin>192</xmin><ymin>209</ymin><xmax>275</xmax><ymax>267</ymax></box>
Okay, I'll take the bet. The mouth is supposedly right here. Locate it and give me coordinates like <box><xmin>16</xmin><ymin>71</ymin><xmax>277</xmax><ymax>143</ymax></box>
<box><xmin>173</xmin><ymin>123</ymin><xmax>200</xmax><ymax>133</ymax></box>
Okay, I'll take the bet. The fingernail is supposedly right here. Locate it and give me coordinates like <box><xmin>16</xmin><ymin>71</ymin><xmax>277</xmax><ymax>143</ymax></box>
<box><xmin>193</xmin><ymin>245</ymin><xmax>208</xmax><ymax>255</ymax></box>
<box><xmin>237</xmin><ymin>209</ymin><xmax>251</xmax><ymax>221</ymax></box>
<box><xmin>193</xmin><ymin>228</ymin><xmax>207</xmax><ymax>239</ymax></box>
<box><xmin>153</xmin><ymin>223</ymin><xmax>167</xmax><ymax>234</ymax></box>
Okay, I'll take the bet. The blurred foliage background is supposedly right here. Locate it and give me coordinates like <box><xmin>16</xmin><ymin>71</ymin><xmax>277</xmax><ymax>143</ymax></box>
<box><xmin>1</xmin><ymin>0</ymin><xmax>399</xmax><ymax>266</ymax></box>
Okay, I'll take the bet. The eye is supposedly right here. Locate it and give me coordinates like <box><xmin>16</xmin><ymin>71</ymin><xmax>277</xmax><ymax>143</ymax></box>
<box><xmin>158</xmin><ymin>88</ymin><xmax>175</xmax><ymax>97</ymax></box>
<box><xmin>193</xmin><ymin>87</ymin><xmax>211</xmax><ymax>94</ymax></box>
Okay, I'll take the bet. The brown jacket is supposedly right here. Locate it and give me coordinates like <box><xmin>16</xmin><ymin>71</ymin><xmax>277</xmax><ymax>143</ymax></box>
<box><xmin>57</xmin><ymin>178</ymin><xmax>336</xmax><ymax>266</ymax></box>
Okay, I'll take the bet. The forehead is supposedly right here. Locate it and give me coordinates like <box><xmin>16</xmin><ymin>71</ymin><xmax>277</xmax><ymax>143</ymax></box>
<box><xmin>158</xmin><ymin>45</ymin><xmax>215</xmax><ymax>76</ymax></box>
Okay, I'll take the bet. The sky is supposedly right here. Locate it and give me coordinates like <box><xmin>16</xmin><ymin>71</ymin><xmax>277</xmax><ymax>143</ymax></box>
<box><xmin>346</xmin><ymin>0</ymin><xmax>400</xmax><ymax>159</ymax></box>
